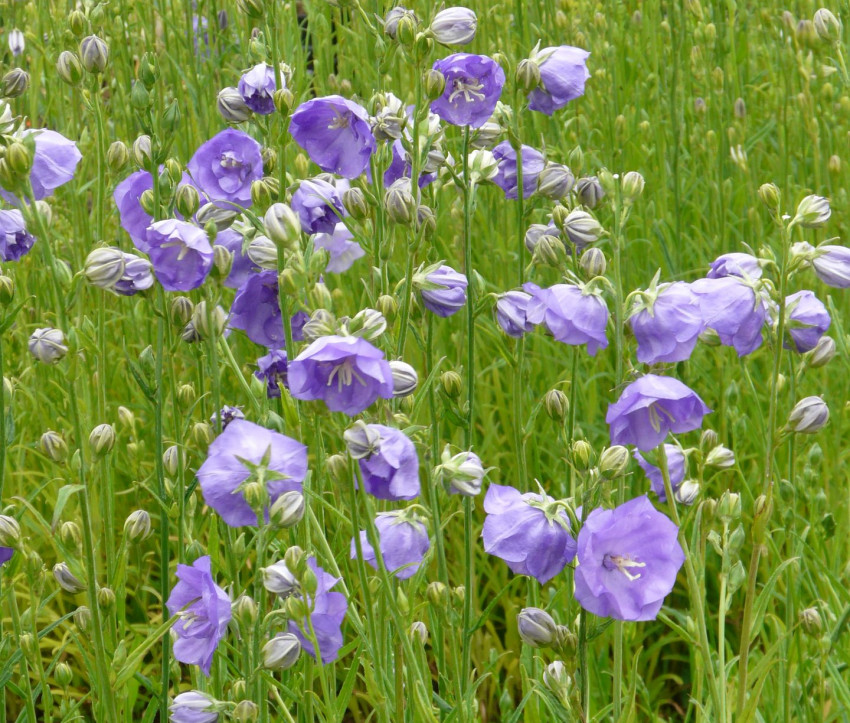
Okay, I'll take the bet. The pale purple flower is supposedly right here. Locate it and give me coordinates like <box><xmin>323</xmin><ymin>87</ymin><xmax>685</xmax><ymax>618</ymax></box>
<box><xmin>482</xmin><ymin>483</ymin><xmax>577</xmax><ymax>585</ymax></box>
<box><xmin>524</xmin><ymin>282</ymin><xmax>609</xmax><ymax>356</ymax></box>
<box><xmin>113</xmin><ymin>252</ymin><xmax>155</xmax><ymax>295</ymax></box>
<box><xmin>287</xmin><ymin>557</ymin><xmax>348</xmax><ymax>664</ymax></box>
<box><xmin>288</xmin><ymin>335</ymin><xmax>394</xmax><ymax>416</ymax></box>
<box><xmin>215</xmin><ymin>228</ymin><xmax>260</xmax><ymax>290</ymax></box>
<box><xmin>0</xmin><ymin>547</ymin><xmax>12</xmax><ymax>566</ymax></box>
<box><xmin>313</xmin><ymin>222</ymin><xmax>364</xmax><ymax>273</ymax></box>
<box><xmin>528</xmin><ymin>46</ymin><xmax>591</xmax><ymax>116</ymax></box>
<box><xmin>165</xmin><ymin>555</ymin><xmax>231</xmax><ymax>675</ymax></box>
<box><xmin>691</xmin><ymin>276</ymin><xmax>768</xmax><ymax>356</ymax></box>
<box><xmin>187</xmin><ymin>128</ymin><xmax>263</xmax><ymax>208</ymax></box>
<box><xmin>606</xmin><ymin>374</ymin><xmax>711</xmax><ymax>452</ymax></box>
<box><xmin>495</xmin><ymin>290</ymin><xmax>533</xmax><ymax>338</ymax></box>
<box><xmin>356</xmin><ymin>424</ymin><xmax>420</xmax><ymax>500</ymax></box>
<box><xmin>384</xmin><ymin>139</ymin><xmax>437</xmax><ymax>188</ymax></box>
<box><xmin>145</xmin><ymin>219</ymin><xmax>214</xmax><ymax>292</ymax></box>
<box><xmin>491</xmin><ymin>142</ymin><xmax>545</xmax><ymax>200</ymax></box>
<box><xmin>574</xmin><ymin>496</ymin><xmax>685</xmax><ymax>621</ymax></box>
<box><xmin>289</xmin><ymin>95</ymin><xmax>377</xmax><ymax>178</ymax></box>
<box><xmin>633</xmin><ymin>444</ymin><xmax>686</xmax><ymax>502</ymax></box>
<box><xmin>291</xmin><ymin>178</ymin><xmax>345</xmax><ymax>235</ymax></box>
<box><xmin>628</xmin><ymin>282</ymin><xmax>704</xmax><ymax>364</ymax></box>
<box><xmin>0</xmin><ymin>209</ymin><xmax>35</xmax><ymax>261</ymax></box>
<box><xmin>229</xmin><ymin>271</ymin><xmax>285</xmax><ymax>348</ymax></box>
<box><xmin>238</xmin><ymin>62</ymin><xmax>277</xmax><ymax>115</ymax></box>
<box><xmin>420</xmin><ymin>265</ymin><xmax>468</xmax><ymax>317</ymax></box>
<box><xmin>431</xmin><ymin>53</ymin><xmax>506</xmax><ymax>128</ymax></box>
<box><xmin>114</xmin><ymin>170</ymin><xmax>154</xmax><ymax>249</ymax></box>
<box><xmin>209</xmin><ymin>405</ymin><xmax>244</xmax><ymax>430</ymax></box>
<box><xmin>707</xmin><ymin>252</ymin><xmax>762</xmax><ymax>279</ymax></box>
<box><xmin>352</xmin><ymin>511</ymin><xmax>430</xmax><ymax>579</ymax></box>
<box><xmin>170</xmin><ymin>690</ymin><xmax>219</xmax><ymax>723</ymax></box>
<box><xmin>255</xmin><ymin>350</ymin><xmax>288</xmax><ymax>398</ymax></box>
<box><xmin>17</xmin><ymin>129</ymin><xmax>82</xmax><ymax>201</ymax></box>
<box><xmin>812</xmin><ymin>245</ymin><xmax>850</xmax><ymax>287</ymax></box>
<box><xmin>197</xmin><ymin>419</ymin><xmax>307</xmax><ymax>527</ymax></box>
<box><xmin>785</xmin><ymin>290</ymin><xmax>830</xmax><ymax>353</ymax></box>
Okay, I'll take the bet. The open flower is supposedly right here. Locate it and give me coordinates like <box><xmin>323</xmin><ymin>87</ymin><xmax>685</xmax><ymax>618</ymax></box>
<box><xmin>165</xmin><ymin>555</ymin><xmax>232</xmax><ymax>675</ymax></box>
<box><xmin>0</xmin><ymin>547</ymin><xmax>12</xmax><ymax>566</ymax></box>
<box><xmin>431</xmin><ymin>53</ymin><xmax>505</xmax><ymax>128</ymax></box>
<box><xmin>527</xmin><ymin>45</ymin><xmax>591</xmax><ymax>116</ymax></box>
<box><xmin>0</xmin><ymin>209</ymin><xmax>35</xmax><ymax>261</ymax></box>
<box><xmin>229</xmin><ymin>271</ymin><xmax>285</xmax><ymax>348</ymax></box>
<box><xmin>353</xmin><ymin>424</ymin><xmax>420</xmax><ymax>500</ymax></box>
<box><xmin>145</xmin><ymin>219</ymin><xmax>214</xmax><ymax>292</ymax></box>
<box><xmin>114</xmin><ymin>170</ymin><xmax>154</xmax><ymax>248</ymax></box>
<box><xmin>255</xmin><ymin>350</ymin><xmax>288</xmax><ymax>398</ymax></box>
<box><xmin>197</xmin><ymin>419</ymin><xmax>307</xmax><ymax>527</ymax></box>
<box><xmin>352</xmin><ymin>510</ymin><xmax>430</xmax><ymax>579</ymax></box>
<box><xmin>574</xmin><ymin>496</ymin><xmax>685</xmax><ymax>621</ymax></box>
<box><xmin>7</xmin><ymin>129</ymin><xmax>82</xmax><ymax>201</ymax></box>
<box><xmin>287</xmin><ymin>557</ymin><xmax>348</xmax><ymax>664</ymax></box>
<box><xmin>524</xmin><ymin>282</ymin><xmax>609</xmax><ymax>356</ymax></box>
<box><xmin>187</xmin><ymin>128</ymin><xmax>263</xmax><ymax>208</ymax></box>
<box><xmin>707</xmin><ymin>252</ymin><xmax>762</xmax><ymax>279</ymax></box>
<box><xmin>482</xmin><ymin>483</ymin><xmax>577</xmax><ymax>584</ymax></box>
<box><xmin>291</xmin><ymin>178</ymin><xmax>346</xmax><ymax>235</ymax></box>
<box><xmin>691</xmin><ymin>276</ymin><xmax>768</xmax><ymax>356</ymax></box>
<box><xmin>495</xmin><ymin>290</ymin><xmax>534</xmax><ymax>338</ymax></box>
<box><xmin>313</xmin><ymin>222</ymin><xmax>365</xmax><ymax>273</ymax></box>
<box><xmin>238</xmin><ymin>62</ymin><xmax>278</xmax><ymax>115</ymax></box>
<box><xmin>628</xmin><ymin>282</ymin><xmax>704</xmax><ymax>364</ymax></box>
<box><xmin>491</xmin><ymin>142</ymin><xmax>545</xmax><ymax>200</ymax></box>
<box><xmin>812</xmin><ymin>245</ymin><xmax>850</xmax><ymax>287</ymax></box>
<box><xmin>417</xmin><ymin>265</ymin><xmax>468</xmax><ymax>317</ymax></box>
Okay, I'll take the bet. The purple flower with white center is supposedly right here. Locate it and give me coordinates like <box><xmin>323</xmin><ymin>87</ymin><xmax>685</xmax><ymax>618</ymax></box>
<box><xmin>628</xmin><ymin>282</ymin><xmax>704</xmax><ymax>364</ymax></box>
<box><xmin>114</xmin><ymin>170</ymin><xmax>154</xmax><ymax>249</ymax></box>
<box><xmin>289</xmin><ymin>95</ymin><xmax>377</xmax><ymax>179</ymax></box>
<box><xmin>165</xmin><ymin>555</ymin><xmax>231</xmax><ymax>675</ymax></box>
<box><xmin>785</xmin><ymin>290</ymin><xmax>831</xmax><ymax>353</ymax></box>
<box><xmin>209</xmin><ymin>405</ymin><xmax>244</xmax><ymax>430</ymax></box>
<box><xmin>113</xmin><ymin>252</ymin><xmax>154</xmax><ymax>295</ymax></box>
<box><xmin>527</xmin><ymin>46</ymin><xmax>591</xmax><ymax>116</ymax></box>
<box><xmin>691</xmin><ymin>276</ymin><xmax>768</xmax><ymax>356</ymax></box>
<box><xmin>288</xmin><ymin>334</ymin><xmax>394</xmax><ymax>416</ymax></box>
<box><xmin>491</xmin><ymin>142</ymin><xmax>545</xmax><ymax>200</ymax></box>
<box><xmin>0</xmin><ymin>547</ymin><xmax>12</xmax><ymax>566</ymax></box>
<box><xmin>145</xmin><ymin>219</ymin><xmax>214</xmax><ymax>292</ymax></box>
<box><xmin>238</xmin><ymin>63</ymin><xmax>278</xmax><ymax>115</ymax></box>
<box><xmin>256</xmin><ymin>350</ymin><xmax>288</xmax><ymax>398</ymax></box>
<box><xmin>352</xmin><ymin>511</ymin><xmax>430</xmax><ymax>579</ymax></box>
<box><xmin>633</xmin><ymin>444</ymin><xmax>686</xmax><ymax>502</ymax></box>
<box><xmin>287</xmin><ymin>557</ymin><xmax>348</xmax><ymax>664</ymax></box>
<box><xmin>169</xmin><ymin>690</ymin><xmax>219</xmax><ymax>723</ymax></box>
<box><xmin>524</xmin><ymin>282</ymin><xmax>609</xmax><ymax>356</ymax></box>
<box><xmin>482</xmin><ymin>483</ymin><xmax>577</xmax><ymax>585</ymax></box>
<box><xmin>574</xmin><ymin>495</ymin><xmax>685</xmax><ymax>621</ymax></box>
<box><xmin>495</xmin><ymin>290</ymin><xmax>533</xmax><ymax>338</ymax></box>
<box><xmin>187</xmin><ymin>128</ymin><xmax>263</xmax><ymax>208</ymax></box>
<box><xmin>707</xmin><ymin>252</ymin><xmax>762</xmax><ymax>279</ymax></box>
<box><xmin>197</xmin><ymin>419</ymin><xmax>307</xmax><ymax>527</ymax></box>
<box><xmin>0</xmin><ymin>209</ymin><xmax>35</xmax><ymax>261</ymax></box>
<box><xmin>355</xmin><ymin>424</ymin><xmax>420</xmax><ymax>500</ymax></box>
<box><xmin>313</xmin><ymin>222</ymin><xmax>365</xmax><ymax>273</ymax></box>
<box><xmin>215</xmin><ymin>228</ymin><xmax>259</xmax><ymax>290</ymax></box>
<box><xmin>3</xmin><ymin>129</ymin><xmax>82</xmax><ymax>202</ymax></box>
<box><xmin>291</xmin><ymin>178</ymin><xmax>346</xmax><ymax>235</ymax></box>
<box><xmin>812</xmin><ymin>245</ymin><xmax>850</xmax><ymax>287</ymax></box>
<box><xmin>431</xmin><ymin>53</ymin><xmax>506</xmax><ymax>128</ymax></box>
<box><xmin>606</xmin><ymin>374</ymin><xmax>711</xmax><ymax>452</ymax></box>
<box><xmin>419</xmin><ymin>265</ymin><xmax>468</xmax><ymax>317</ymax></box>
<box><xmin>229</xmin><ymin>271</ymin><xmax>285</xmax><ymax>348</ymax></box>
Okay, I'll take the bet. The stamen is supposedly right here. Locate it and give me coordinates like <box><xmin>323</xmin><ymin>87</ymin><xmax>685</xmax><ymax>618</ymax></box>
<box><xmin>603</xmin><ymin>554</ymin><xmax>646</xmax><ymax>581</ymax></box>
<box><xmin>448</xmin><ymin>78</ymin><xmax>485</xmax><ymax>104</ymax></box>
<box><xmin>326</xmin><ymin>358</ymin><xmax>368</xmax><ymax>391</ymax></box>
<box><xmin>220</xmin><ymin>151</ymin><xmax>243</xmax><ymax>169</ymax></box>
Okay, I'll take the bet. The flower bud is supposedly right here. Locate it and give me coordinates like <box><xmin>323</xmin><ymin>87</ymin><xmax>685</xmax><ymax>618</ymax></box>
<box><xmin>174</xmin><ymin>183</ymin><xmax>200</xmax><ymax>219</ymax></box>
<box><xmin>88</xmin><ymin>423</ymin><xmax>115</xmax><ymax>458</ymax></box>
<box><xmin>385</xmin><ymin>178</ymin><xmax>416</xmax><ymax>225</ymax></box>
<box><xmin>517</xmin><ymin>607</ymin><xmax>558</xmax><ymax>647</ymax></box>
<box><xmin>74</xmin><ymin>605</ymin><xmax>91</xmax><ymax>631</ymax></box>
<box><xmin>29</xmin><ymin>327</ymin><xmax>68</xmax><ymax>365</ymax></box>
<box><xmin>246</xmin><ymin>235</ymin><xmax>277</xmax><ymax>269</ymax></box>
<box><xmin>571</xmin><ymin>440</ymin><xmax>593</xmax><ymax>471</ymax></box>
<box><xmin>537</xmin><ymin>162</ymin><xmax>575</xmax><ymax>200</ymax></box>
<box><xmin>83</xmin><ymin>247</ymin><xmax>125</xmax><ymax>289</ymax></box>
<box><xmin>345</xmin><ymin>308</ymin><xmax>387</xmax><ymax>340</ymax></box>
<box><xmin>598</xmin><ymin>445</ymin><xmax>629</xmax><ymax>479</ymax></box>
<box><xmin>705</xmin><ymin>445</ymin><xmax>735</xmax><ymax>469</ymax></box>
<box><xmin>232</xmin><ymin>700</ymin><xmax>259</xmax><ymax>723</ymax></box>
<box><xmin>717</xmin><ymin>490</ymin><xmax>741</xmax><ymax>522</ymax></box>
<box><xmin>562</xmin><ymin>208</ymin><xmax>604</xmax><ymax>248</ymax></box>
<box><xmin>60</xmin><ymin>520</ymin><xmax>82</xmax><ymax>547</ymax></box>
<box><xmin>543</xmin><ymin>660</ymin><xmax>572</xmax><ymax>696</ymax></box>
<box><xmin>191</xmin><ymin>422</ymin><xmax>214</xmax><ymax>450</ymax></box>
<box><xmin>385</xmin><ymin>7</ymin><xmax>419</xmax><ymax>40</ymax></box>
<box><xmin>793</xmin><ymin>194</ymin><xmax>831</xmax><ymax>228</ymax></box>
<box><xmin>579</xmin><ymin>247</ymin><xmax>607</xmax><ymax>278</ymax></box>
<box><xmin>426</xmin><ymin>581</ymin><xmax>448</xmax><ymax>607</ymax></box>
<box><xmin>544</xmin><ymin>388</ymin><xmax>569</xmax><ymax>421</ymax></box>
<box><xmin>217</xmin><ymin>86</ymin><xmax>252</xmax><ymax>123</ymax></box>
<box><xmin>2</xmin><ymin>69</ymin><xmax>29</xmax><ymax>98</ymax></box>
<box><xmin>674</xmin><ymin>479</ymin><xmax>700</xmax><ymax>505</ymax></box>
<box><xmin>0</xmin><ymin>515</ymin><xmax>21</xmax><ymax>547</ymax></box>
<box><xmin>441</xmin><ymin>370</ymin><xmax>462</xmax><ymax>398</ymax></box>
<box><xmin>123</xmin><ymin>510</ymin><xmax>152</xmax><ymax>542</ymax></box>
<box><xmin>191</xmin><ymin>302</ymin><xmax>229</xmax><ymax>341</ymax></box>
<box><xmin>40</xmin><ymin>430</ymin><xmax>68</xmax><ymax>463</ymax></box>
<box><xmin>786</xmin><ymin>396</ymin><xmax>829</xmax><ymax>433</ymax></box>
<box><xmin>344</xmin><ymin>420</ymin><xmax>382</xmax><ymax>459</ymax></box>
<box><xmin>98</xmin><ymin>586</ymin><xmax>116</xmax><ymax>610</ymax></box>
<box><xmin>389</xmin><ymin>360</ymin><xmax>418</xmax><ymax>397</ymax></box>
<box><xmin>814</xmin><ymin>8</ymin><xmax>841</xmax><ymax>44</ymax></box>
<box><xmin>53</xmin><ymin>562</ymin><xmax>85</xmax><ymax>594</ymax></box>
<box><xmin>262</xmin><ymin>560</ymin><xmax>299</xmax><ymax>596</ymax></box>
<box><xmin>575</xmin><ymin>176</ymin><xmax>605</xmax><ymax>208</ymax></box>
<box><xmin>394</xmin><ymin>12</ymin><xmax>419</xmax><ymax>47</ymax></box>
<box><xmin>799</xmin><ymin>607</ymin><xmax>823</xmax><ymax>636</ymax></box>
<box><xmin>55</xmin><ymin>661</ymin><xmax>73</xmax><ymax>688</ymax></box>
<box><xmin>621</xmin><ymin>171</ymin><xmax>645</xmax><ymax>203</ymax></box>
<box><xmin>79</xmin><ymin>35</ymin><xmax>109</xmax><ymax>73</ymax></box>
<box><xmin>429</xmin><ymin>7</ymin><xmax>477</xmax><ymax>45</ymax></box>
<box><xmin>8</xmin><ymin>29</ymin><xmax>24</xmax><ymax>57</ymax></box>
<box><xmin>269</xmin><ymin>490</ymin><xmax>305</xmax><ymax>528</ymax></box>
<box><xmin>56</xmin><ymin>51</ymin><xmax>84</xmax><ymax>86</ymax></box>
<box><xmin>263</xmin><ymin>632</ymin><xmax>301</xmax><ymax>670</ymax></box>
<box><xmin>516</xmin><ymin>58</ymin><xmax>542</xmax><ymax>93</ymax></box>
<box><xmin>132</xmin><ymin>135</ymin><xmax>152</xmax><ymax>169</ymax></box>
<box><xmin>105</xmin><ymin>140</ymin><xmax>129</xmax><ymax>173</ymax></box>
<box><xmin>341</xmin><ymin>187</ymin><xmax>369</xmax><ymax>220</ymax></box>
<box><xmin>532</xmin><ymin>234</ymin><xmax>566</xmax><ymax>268</ymax></box>
<box><xmin>757</xmin><ymin>182</ymin><xmax>781</xmax><ymax>214</ymax></box>
<box><xmin>264</xmin><ymin>202</ymin><xmax>301</xmax><ymax>249</ymax></box>
<box><xmin>6</xmin><ymin>141</ymin><xmax>32</xmax><ymax>176</ymax></box>
<box><xmin>438</xmin><ymin>447</ymin><xmax>485</xmax><ymax>496</ymax></box>
<box><xmin>807</xmin><ymin>335</ymin><xmax>836</xmax><ymax>368</ymax></box>
<box><xmin>0</xmin><ymin>276</ymin><xmax>14</xmax><ymax>305</ymax></box>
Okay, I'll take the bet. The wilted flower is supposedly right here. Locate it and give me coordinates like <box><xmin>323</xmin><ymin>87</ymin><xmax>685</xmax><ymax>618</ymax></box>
<box><xmin>287</xmin><ymin>557</ymin><xmax>348</xmax><ymax>664</ymax></box>
<box><xmin>0</xmin><ymin>209</ymin><xmax>35</xmax><ymax>261</ymax></box>
<box><xmin>144</xmin><ymin>220</ymin><xmax>214</xmax><ymax>292</ymax></box>
<box><xmin>606</xmin><ymin>374</ymin><xmax>711</xmax><ymax>451</ymax></box>
<box><xmin>633</xmin><ymin>444</ymin><xmax>686</xmax><ymax>501</ymax></box>
<box><xmin>355</xmin><ymin>424</ymin><xmax>420</xmax><ymax>500</ymax></box>
<box><xmin>291</xmin><ymin>178</ymin><xmax>346</xmax><ymax>235</ymax></box>
<box><xmin>229</xmin><ymin>271</ymin><xmax>285</xmax><ymax>348</ymax></box>
<box><xmin>481</xmin><ymin>483</ymin><xmax>577</xmax><ymax>584</ymax></box>
<box><xmin>495</xmin><ymin>290</ymin><xmax>533</xmax><ymax>338</ymax></box>
<box><xmin>255</xmin><ymin>350</ymin><xmax>288</xmax><ymax>398</ymax></box>
<box><xmin>197</xmin><ymin>419</ymin><xmax>307</xmax><ymax>526</ymax></box>
<box><xmin>431</xmin><ymin>53</ymin><xmax>506</xmax><ymax>128</ymax></box>
<box><xmin>169</xmin><ymin>690</ymin><xmax>220</xmax><ymax>723</ymax></box>
<box><xmin>187</xmin><ymin>128</ymin><xmax>263</xmax><ymax>208</ymax></box>
<box><xmin>289</xmin><ymin>96</ymin><xmax>377</xmax><ymax>178</ymax></box>
<box><xmin>352</xmin><ymin>510</ymin><xmax>430</xmax><ymax>579</ymax></box>
<box><xmin>491</xmin><ymin>142</ymin><xmax>545</xmax><ymax>200</ymax></box>
<box><xmin>574</xmin><ymin>495</ymin><xmax>685</xmax><ymax>621</ymax></box>
<box><xmin>524</xmin><ymin>282</ymin><xmax>609</xmax><ymax>356</ymax></box>
<box><xmin>29</xmin><ymin>327</ymin><xmax>67</xmax><ymax>364</ymax></box>
<box><xmin>288</xmin><ymin>335</ymin><xmax>394</xmax><ymax>416</ymax></box>
<box><xmin>418</xmin><ymin>265</ymin><xmax>469</xmax><ymax>317</ymax></box>
<box><xmin>784</xmin><ymin>290</ymin><xmax>830</xmax><ymax>353</ymax></box>
<box><xmin>707</xmin><ymin>252</ymin><xmax>762</xmax><ymax>279</ymax></box>
<box><xmin>527</xmin><ymin>45</ymin><xmax>591</xmax><ymax>115</ymax></box>
<box><xmin>429</xmin><ymin>7</ymin><xmax>477</xmax><ymax>45</ymax></box>
<box><xmin>313</xmin><ymin>222</ymin><xmax>365</xmax><ymax>274</ymax></box>
<box><xmin>628</xmin><ymin>282</ymin><xmax>704</xmax><ymax>364</ymax></box>
<box><xmin>517</xmin><ymin>607</ymin><xmax>558</xmax><ymax>647</ymax></box>
<box><xmin>166</xmin><ymin>555</ymin><xmax>231</xmax><ymax>675</ymax></box>
<box><xmin>691</xmin><ymin>276</ymin><xmax>768</xmax><ymax>356</ymax></box>
<box><xmin>812</xmin><ymin>245</ymin><xmax>850</xmax><ymax>287</ymax></box>
<box><xmin>238</xmin><ymin>63</ymin><xmax>278</xmax><ymax>115</ymax></box>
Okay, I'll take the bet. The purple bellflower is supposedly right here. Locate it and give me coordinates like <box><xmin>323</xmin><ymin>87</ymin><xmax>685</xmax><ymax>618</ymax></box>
<box><xmin>18</xmin><ymin>129</ymin><xmax>82</xmax><ymax>201</ymax></box>
<box><xmin>482</xmin><ymin>483</ymin><xmax>577</xmax><ymax>585</ymax></box>
<box><xmin>352</xmin><ymin>510</ymin><xmax>430</xmax><ymax>579</ymax></box>
<box><xmin>287</xmin><ymin>557</ymin><xmax>348</xmax><ymax>664</ymax></box>
<box><xmin>0</xmin><ymin>209</ymin><xmax>35</xmax><ymax>261</ymax></box>
<box><xmin>215</xmin><ymin>228</ymin><xmax>259</xmax><ymax>290</ymax></box>
<box><xmin>0</xmin><ymin>547</ymin><xmax>12</xmax><ymax>566</ymax></box>
<box><xmin>691</xmin><ymin>276</ymin><xmax>768</xmax><ymax>356</ymax></box>
<box><xmin>707</xmin><ymin>252</ymin><xmax>763</xmax><ymax>279</ymax></box>
<box><xmin>495</xmin><ymin>290</ymin><xmax>534</xmax><ymax>338</ymax></box>
<box><xmin>491</xmin><ymin>142</ymin><xmax>545</xmax><ymax>200</ymax></box>
<box><xmin>628</xmin><ymin>281</ymin><xmax>704</xmax><ymax>364</ymax></box>
<box><xmin>384</xmin><ymin>139</ymin><xmax>437</xmax><ymax>188</ymax></box>
<box><xmin>197</xmin><ymin>419</ymin><xmax>307</xmax><ymax>527</ymax></box>
<box><xmin>527</xmin><ymin>45</ymin><xmax>591</xmax><ymax>116</ymax></box>
<box><xmin>169</xmin><ymin>690</ymin><xmax>219</xmax><ymax>723</ymax></box>
<box><xmin>187</xmin><ymin>128</ymin><xmax>263</xmax><ymax>208</ymax></box>
<box><xmin>574</xmin><ymin>496</ymin><xmax>685</xmax><ymax>621</ymax></box>
<box><xmin>238</xmin><ymin>62</ymin><xmax>278</xmax><ymax>115</ymax></box>
<box><xmin>812</xmin><ymin>245</ymin><xmax>850</xmax><ymax>287</ymax></box>
<box><xmin>606</xmin><ymin>374</ymin><xmax>711</xmax><ymax>451</ymax></box>
<box><xmin>431</xmin><ymin>53</ymin><xmax>506</xmax><ymax>128</ymax></box>
<box><xmin>145</xmin><ymin>219</ymin><xmax>214</xmax><ymax>292</ymax></box>
<box><xmin>524</xmin><ymin>282</ymin><xmax>609</xmax><ymax>356</ymax></box>
<box><xmin>256</xmin><ymin>350</ymin><xmax>288</xmax><ymax>398</ymax></box>
<box><xmin>313</xmin><ymin>222</ymin><xmax>365</xmax><ymax>273</ymax></box>
<box><xmin>114</xmin><ymin>170</ymin><xmax>154</xmax><ymax>249</ymax></box>
<box><xmin>784</xmin><ymin>290</ymin><xmax>831</xmax><ymax>353</ymax></box>
<box><xmin>355</xmin><ymin>424</ymin><xmax>421</xmax><ymax>500</ymax></box>
<box><xmin>633</xmin><ymin>444</ymin><xmax>686</xmax><ymax>502</ymax></box>
<box><xmin>419</xmin><ymin>265</ymin><xmax>468</xmax><ymax>317</ymax></box>
<box><xmin>291</xmin><ymin>178</ymin><xmax>346</xmax><ymax>235</ymax></box>
<box><xmin>165</xmin><ymin>555</ymin><xmax>232</xmax><ymax>675</ymax></box>
<box><xmin>229</xmin><ymin>271</ymin><xmax>285</xmax><ymax>348</ymax></box>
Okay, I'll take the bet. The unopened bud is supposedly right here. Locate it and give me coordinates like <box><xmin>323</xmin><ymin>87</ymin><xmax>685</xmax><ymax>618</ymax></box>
<box><xmin>56</xmin><ymin>51</ymin><xmax>84</xmax><ymax>86</ymax></box>
<box><xmin>232</xmin><ymin>700</ymin><xmax>259</xmax><ymax>723</ymax></box>
<box><xmin>517</xmin><ymin>607</ymin><xmax>558</xmax><ymax>647</ymax></box>
<box><xmin>537</xmin><ymin>163</ymin><xmax>575</xmax><ymax>200</ymax></box>
<box><xmin>516</xmin><ymin>58</ymin><xmax>542</xmax><ymax>93</ymax></box>
<box><xmin>807</xmin><ymin>335</ymin><xmax>836</xmax><ymax>368</ymax></box>
<box><xmin>269</xmin><ymin>490</ymin><xmax>305</xmax><ymax>528</ymax></box>
<box><xmin>40</xmin><ymin>430</ymin><xmax>68</xmax><ymax>463</ymax></box>
<box><xmin>575</xmin><ymin>176</ymin><xmax>605</xmax><ymax>208</ymax></box>
<box><xmin>342</xmin><ymin>187</ymin><xmax>369</xmax><ymax>219</ymax></box>
<box><xmin>88</xmin><ymin>423</ymin><xmax>115</xmax><ymax>458</ymax></box>
<box><xmin>2</xmin><ymin>68</ymin><xmax>29</xmax><ymax>98</ymax></box>
<box><xmin>793</xmin><ymin>195</ymin><xmax>831</xmax><ymax>228</ymax></box>
<box><xmin>705</xmin><ymin>445</ymin><xmax>735</xmax><ymax>469</ymax></box>
<box><xmin>385</xmin><ymin>178</ymin><xmax>416</xmax><ymax>225</ymax></box>
<box><xmin>441</xmin><ymin>370</ymin><xmax>462</xmax><ymax>398</ymax></box>
<box><xmin>814</xmin><ymin>8</ymin><xmax>841</xmax><ymax>44</ymax></box>
<box><xmin>579</xmin><ymin>247</ymin><xmax>606</xmax><ymax>278</ymax></box>
<box><xmin>264</xmin><ymin>203</ymin><xmax>301</xmax><ymax>249</ymax></box>
<box><xmin>79</xmin><ymin>35</ymin><xmax>109</xmax><ymax>73</ymax></box>
<box><xmin>786</xmin><ymin>396</ymin><xmax>829</xmax><ymax>433</ymax></box>
<box><xmin>0</xmin><ymin>515</ymin><xmax>21</xmax><ymax>547</ymax></box>
<box><xmin>621</xmin><ymin>171</ymin><xmax>645</xmax><ymax>203</ymax></box>
<box><xmin>544</xmin><ymin>388</ymin><xmax>569</xmax><ymax>421</ymax></box>
<box><xmin>123</xmin><ymin>510</ymin><xmax>152</xmax><ymax>542</ymax></box>
<box><xmin>263</xmin><ymin>632</ymin><xmax>301</xmax><ymax>670</ymax></box>
<box><xmin>799</xmin><ymin>607</ymin><xmax>823</xmax><ymax>636</ymax></box>
<box><xmin>53</xmin><ymin>562</ymin><xmax>85</xmax><ymax>593</ymax></box>
<box><xmin>598</xmin><ymin>445</ymin><xmax>629</xmax><ymax>479</ymax></box>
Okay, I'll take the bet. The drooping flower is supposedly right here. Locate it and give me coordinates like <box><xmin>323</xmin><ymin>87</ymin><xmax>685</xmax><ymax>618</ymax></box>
<box><xmin>417</xmin><ymin>265</ymin><xmax>468</xmax><ymax>317</ymax></box>
<box><xmin>527</xmin><ymin>45</ymin><xmax>591</xmax><ymax>116</ymax></box>
<box><xmin>707</xmin><ymin>252</ymin><xmax>762</xmax><ymax>279</ymax></box>
<box><xmin>524</xmin><ymin>282</ymin><xmax>609</xmax><ymax>356</ymax></box>
<box><xmin>0</xmin><ymin>547</ymin><xmax>12</xmax><ymax>566</ymax></box>
<box><xmin>187</xmin><ymin>128</ymin><xmax>263</xmax><ymax>208</ymax></box>
<box><xmin>573</xmin><ymin>496</ymin><xmax>685</xmax><ymax>621</ymax></box>
<box><xmin>291</xmin><ymin>178</ymin><xmax>346</xmax><ymax>235</ymax></box>
<box><xmin>812</xmin><ymin>245</ymin><xmax>850</xmax><ymax>288</ymax></box>
<box><xmin>495</xmin><ymin>290</ymin><xmax>534</xmax><ymax>338</ymax></box>
<box><xmin>0</xmin><ymin>209</ymin><xmax>35</xmax><ymax>261</ymax></box>
<box><xmin>145</xmin><ymin>219</ymin><xmax>214</xmax><ymax>292</ymax></box>
<box><xmin>628</xmin><ymin>282</ymin><xmax>704</xmax><ymax>364</ymax></box>
<box><xmin>238</xmin><ymin>62</ymin><xmax>278</xmax><ymax>115</ymax></box>
<box><xmin>606</xmin><ymin>374</ymin><xmax>711</xmax><ymax>451</ymax></box>
<box><xmin>431</xmin><ymin>53</ymin><xmax>506</xmax><ymax>128</ymax></box>
<box><xmin>197</xmin><ymin>419</ymin><xmax>307</xmax><ymax>527</ymax></box>
<box><xmin>13</xmin><ymin>129</ymin><xmax>82</xmax><ymax>201</ymax></box>
<box><xmin>351</xmin><ymin>510</ymin><xmax>430</xmax><ymax>579</ymax></box>
<box><xmin>491</xmin><ymin>142</ymin><xmax>545</xmax><ymax>200</ymax></box>
<box><xmin>784</xmin><ymin>290</ymin><xmax>830</xmax><ymax>353</ymax></box>
<box><xmin>287</xmin><ymin>557</ymin><xmax>348</xmax><ymax>664</ymax></box>
<box><xmin>691</xmin><ymin>276</ymin><xmax>768</xmax><ymax>356</ymax></box>
<box><xmin>229</xmin><ymin>271</ymin><xmax>285</xmax><ymax>348</ymax></box>
<box><xmin>353</xmin><ymin>424</ymin><xmax>420</xmax><ymax>500</ymax></box>
<box><xmin>114</xmin><ymin>170</ymin><xmax>154</xmax><ymax>248</ymax></box>
<box><xmin>165</xmin><ymin>555</ymin><xmax>232</xmax><ymax>675</ymax></box>
<box><xmin>256</xmin><ymin>350</ymin><xmax>289</xmax><ymax>398</ymax></box>
<box><xmin>481</xmin><ymin>483</ymin><xmax>577</xmax><ymax>584</ymax></box>
<box><xmin>289</xmin><ymin>95</ymin><xmax>377</xmax><ymax>178</ymax></box>
<box><xmin>633</xmin><ymin>444</ymin><xmax>686</xmax><ymax>502</ymax></box>
<box><xmin>169</xmin><ymin>690</ymin><xmax>220</xmax><ymax>723</ymax></box>
<box><xmin>288</xmin><ymin>335</ymin><xmax>394</xmax><ymax>416</ymax></box>
<box><xmin>313</xmin><ymin>222</ymin><xmax>365</xmax><ymax>273</ymax></box>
